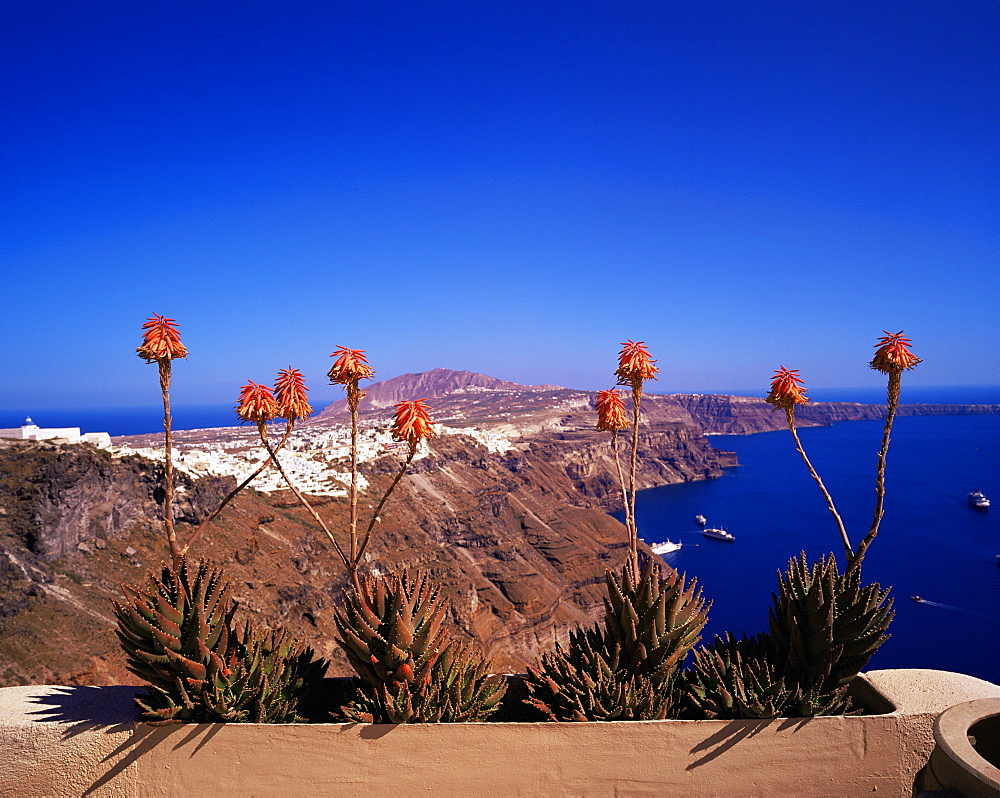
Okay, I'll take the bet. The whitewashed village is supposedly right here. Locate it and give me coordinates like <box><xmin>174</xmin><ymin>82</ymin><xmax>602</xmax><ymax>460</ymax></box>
<box><xmin>1</xmin><ymin>415</ymin><xmax>516</xmax><ymax>497</ymax></box>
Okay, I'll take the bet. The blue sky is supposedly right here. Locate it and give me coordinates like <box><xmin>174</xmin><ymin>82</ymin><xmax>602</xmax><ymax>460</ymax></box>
<box><xmin>3</xmin><ymin>1</ymin><xmax>997</xmax><ymax>409</ymax></box>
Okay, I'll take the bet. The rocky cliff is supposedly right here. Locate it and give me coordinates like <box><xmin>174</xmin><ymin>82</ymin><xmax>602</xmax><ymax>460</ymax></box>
<box><xmin>0</xmin><ymin>419</ymin><xmax>733</xmax><ymax>686</ymax></box>
<box><xmin>665</xmin><ymin>393</ymin><xmax>1000</xmax><ymax>435</ymax></box>
<box><xmin>0</xmin><ymin>439</ymin><xmax>233</xmax><ymax>561</ymax></box>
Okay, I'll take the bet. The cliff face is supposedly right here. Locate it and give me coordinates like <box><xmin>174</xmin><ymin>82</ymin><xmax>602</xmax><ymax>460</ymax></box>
<box><xmin>0</xmin><ymin>439</ymin><xmax>232</xmax><ymax>561</ymax></box>
<box><xmin>665</xmin><ymin>394</ymin><xmax>1000</xmax><ymax>435</ymax></box>
<box><xmin>523</xmin><ymin>422</ymin><xmax>736</xmax><ymax>508</ymax></box>
<box><xmin>0</xmin><ymin>420</ymin><xmax>734</xmax><ymax>685</ymax></box>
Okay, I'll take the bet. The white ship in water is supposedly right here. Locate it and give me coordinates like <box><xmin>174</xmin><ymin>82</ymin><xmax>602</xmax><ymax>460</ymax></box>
<box><xmin>968</xmin><ymin>490</ymin><xmax>990</xmax><ymax>511</ymax></box>
<box><xmin>702</xmin><ymin>527</ymin><xmax>735</xmax><ymax>542</ymax></box>
<box><xmin>650</xmin><ymin>539</ymin><xmax>683</xmax><ymax>555</ymax></box>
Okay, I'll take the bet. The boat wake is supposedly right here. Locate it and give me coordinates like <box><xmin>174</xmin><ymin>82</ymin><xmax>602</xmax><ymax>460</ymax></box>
<box><xmin>913</xmin><ymin>599</ymin><xmax>999</xmax><ymax>619</ymax></box>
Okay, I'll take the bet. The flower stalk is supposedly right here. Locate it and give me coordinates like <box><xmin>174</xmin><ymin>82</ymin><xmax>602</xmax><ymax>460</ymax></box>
<box><xmin>768</xmin><ymin>332</ymin><xmax>921</xmax><ymax>573</ymax></box>
<box><xmin>327</xmin><ymin>347</ymin><xmax>375</xmax><ymax>570</ymax></box>
<box><xmin>352</xmin><ymin>399</ymin><xmax>435</xmax><ymax>575</ymax></box>
<box><xmin>600</xmin><ymin>340</ymin><xmax>659</xmax><ymax>581</ymax></box>
<box><xmin>848</xmin><ymin>331</ymin><xmax>922</xmax><ymax>575</ymax></box>
<box><xmin>232</xmin><ymin>374</ymin><xmax>350</xmax><ymax>568</ymax></box>
<box><xmin>136</xmin><ymin>314</ymin><xmax>188</xmax><ymax>567</ymax></box>
<box><xmin>224</xmin><ymin>353</ymin><xmax>433</xmax><ymax>584</ymax></box>
<box><xmin>596</xmin><ymin>388</ymin><xmax>631</xmax><ymax>552</ymax></box>
<box><xmin>765</xmin><ymin>367</ymin><xmax>852</xmax><ymax>561</ymax></box>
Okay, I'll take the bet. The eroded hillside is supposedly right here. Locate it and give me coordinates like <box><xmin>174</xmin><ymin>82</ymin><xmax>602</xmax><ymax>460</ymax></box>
<box><xmin>0</xmin><ymin>417</ymin><xmax>734</xmax><ymax>686</ymax></box>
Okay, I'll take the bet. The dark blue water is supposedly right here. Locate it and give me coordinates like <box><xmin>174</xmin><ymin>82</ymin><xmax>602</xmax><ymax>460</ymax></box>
<box><xmin>0</xmin><ymin>404</ymin><xmax>240</xmax><ymax>437</ymax></box>
<box><xmin>624</xmin><ymin>414</ymin><xmax>1000</xmax><ymax>684</ymax></box>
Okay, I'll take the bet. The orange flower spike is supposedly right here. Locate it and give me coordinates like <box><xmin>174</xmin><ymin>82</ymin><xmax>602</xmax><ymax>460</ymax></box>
<box><xmin>328</xmin><ymin>346</ymin><xmax>375</xmax><ymax>385</ymax></box>
<box><xmin>870</xmin><ymin>330</ymin><xmax>922</xmax><ymax>374</ymax></box>
<box><xmin>136</xmin><ymin>314</ymin><xmax>188</xmax><ymax>362</ymax></box>
<box><xmin>391</xmin><ymin>399</ymin><xmax>435</xmax><ymax>448</ymax></box>
<box><xmin>236</xmin><ymin>382</ymin><xmax>280</xmax><ymax>424</ymax></box>
<box><xmin>765</xmin><ymin>366</ymin><xmax>810</xmax><ymax>411</ymax></box>
<box><xmin>615</xmin><ymin>340</ymin><xmax>659</xmax><ymax>385</ymax></box>
<box><xmin>595</xmin><ymin>389</ymin><xmax>629</xmax><ymax>431</ymax></box>
<box><xmin>274</xmin><ymin>367</ymin><xmax>313</xmax><ymax>421</ymax></box>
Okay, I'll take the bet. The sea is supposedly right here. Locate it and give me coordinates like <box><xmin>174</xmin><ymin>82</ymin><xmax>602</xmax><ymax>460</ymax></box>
<box><xmin>621</xmin><ymin>406</ymin><xmax>1000</xmax><ymax>685</ymax></box>
<box><xmin>3</xmin><ymin>385</ymin><xmax>998</xmax><ymax>682</ymax></box>
<box><xmin>0</xmin><ymin>404</ymin><xmax>245</xmax><ymax>437</ymax></box>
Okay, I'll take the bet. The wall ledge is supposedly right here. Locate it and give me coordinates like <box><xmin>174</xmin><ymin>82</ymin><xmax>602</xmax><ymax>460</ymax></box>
<box><xmin>2</xmin><ymin>669</ymin><xmax>999</xmax><ymax>796</ymax></box>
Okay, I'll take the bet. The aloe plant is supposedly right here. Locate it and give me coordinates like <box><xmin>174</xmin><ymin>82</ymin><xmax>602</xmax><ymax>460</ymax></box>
<box><xmin>334</xmin><ymin>569</ymin><xmax>506</xmax><ymax>722</ymax></box>
<box><xmin>683</xmin><ymin>553</ymin><xmax>892</xmax><ymax>719</ymax></box>
<box><xmin>684</xmin><ymin>632</ymin><xmax>797</xmax><ymax>719</ymax></box>
<box><xmin>525</xmin><ymin>624</ymin><xmax>675</xmax><ymax>721</ymax></box>
<box><xmin>343</xmin><ymin>641</ymin><xmax>507</xmax><ymax>723</ymax></box>
<box><xmin>768</xmin><ymin>552</ymin><xmax>894</xmax><ymax>703</ymax></box>
<box><xmin>525</xmin><ymin>557</ymin><xmax>708</xmax><ymax>721</ymax></box>
<box><xmin>603</xmin><ymin>557</ymin><xmax>710</xmax><ymax>679</ymax></box>
<box><xmin>114</xmin><ymin>559</ymin><xmax>326</xmax><ymax>724</ymax></box>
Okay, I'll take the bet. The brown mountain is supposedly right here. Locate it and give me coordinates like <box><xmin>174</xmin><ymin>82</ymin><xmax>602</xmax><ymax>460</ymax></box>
<box><xmin>0</xmin><ymin>417</ymin><xmax>734</xmax><ymax>685</ymax></box>
<box><xmin>313</xmin><ymin>367</ymin><xmax>563</xmax><ymax>419</ymax></box>
<box><xmin>312</xmin><ymin>368</ymin><xmax>996</xmax><ymax>437</ymax></box>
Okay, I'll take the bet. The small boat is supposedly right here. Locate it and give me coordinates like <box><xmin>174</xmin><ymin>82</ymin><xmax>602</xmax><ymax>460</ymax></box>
<box><xmin>968</xmin><ymin>490</ymin><xmax>990</xmax><ymax>511</ymax></box>
<box><xmin>651</xmin><ymin>539</ymin><xmax>683</xmax><ymax>555</ymax></box>
<box><xmin>694</xmin><ymin>515</ymin><xmax>707</xmax><ymax>527</ymax></box>
<box><xmin>911</xmin><ymin>595</ymin><xmax>924</xmax><ymax>603</ymax></box>
<box><xmin>703</xmin><ymin>528</ymin><xmax>735</xmax><ymax>542</ymax></box>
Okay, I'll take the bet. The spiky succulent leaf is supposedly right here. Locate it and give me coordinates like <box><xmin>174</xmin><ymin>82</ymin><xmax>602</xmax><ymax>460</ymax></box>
<box><xmin>114</xmin><ymin>559</ymin><xmax>326</xmax><ymax>724</ymax></box>
<box><xmin>524</xmin><ymin>624</ymin><xmax>675</xmax><ymax>721</ymax></box>
<box><xmin>602</xmin><ymin>557</ymin><xmax>710</xmax><ymax>679</ymax></box>
<box><xmin>335</xmin><ymin>569</ymin><xmax>506</xmax><ymax>723</ymax></box>
<box><xmin>683</xmin><ymin>632</ymin><xmax>801</xmax><ymax>719</ymax></box>
<box><xmin>682</xmin><ymin>554</ymin><xmax>890</xmax><ymax>720</ymax></box>
<box><xmin>333</xmin><ymin>569</ymin><xmax>449</xmax><ymax>689</ymax></box>
<box><xmin>524</xmin><ymin>558</ymin><xmax>706</xmax><ymax>722</ymax></box>
<box><xmin>768</xmin><ymin>552</ymin><xmax>894</xmax><ymax>695</ymax></box>
<box><xmin>344</xmin><ymin>642</ymin><xmax>507</xmax><ymax>724</ymax></box>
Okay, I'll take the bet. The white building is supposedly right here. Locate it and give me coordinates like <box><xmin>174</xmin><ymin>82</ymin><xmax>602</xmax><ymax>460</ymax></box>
<box><xmin>0</xmin><ymin>418</ymin><xmax>112</xmax><ymax>449</ymax></box>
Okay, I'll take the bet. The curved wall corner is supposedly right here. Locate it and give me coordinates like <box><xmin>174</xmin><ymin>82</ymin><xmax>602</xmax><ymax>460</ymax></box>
<box><xmin>917</xmin><ymin>698</ymin><xmax>1000</xmax><ymax>797</ymax></box>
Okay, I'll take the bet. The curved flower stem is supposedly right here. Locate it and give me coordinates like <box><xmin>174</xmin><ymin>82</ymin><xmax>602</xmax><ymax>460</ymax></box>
<box><xmin>626</xmin><ymin>380</ymin><xmax>643</xmax><ymax>581</ymax></box>
<box><xmin>785</xmin><ymin>407</ymin><xmax>853</xmax><ymax>562</ymax></box>
<box><xmin>353</xmin><ymin>445</ymin><xmax>417</xmax><ymax>573</ymax></box>
<box><xmin>848</xmin><ymin>372</ymin><xmax>900</xmax><ymax>577</ymax></box>
<box><xmin>157</xmin><ymin>359</ymin><xmax>183</xmax><ymax>567</ymax></box>
<box><xmin>178</xmin><ymin>423</ymin><xmax>294</xmax><ymax>559</ymax></box>
<box><xmin>259</xmin><ymin>423</ymin><xmax>350</xmax><ymax>569</ymax></box>
<box><xmin>348</xmin><ymin>389</ymin><xmax>360</xmax><ymax>566</ymax></box>
<box><xmin>609</xmin><ymin>430</ymin><xmax>631</xmax><ymax>546</ymax></box>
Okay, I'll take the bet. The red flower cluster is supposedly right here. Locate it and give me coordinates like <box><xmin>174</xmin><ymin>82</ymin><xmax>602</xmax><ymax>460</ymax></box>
<box><xmin>595</xmin><ymin>389</ymin><xmax>629</xmax><ymax>431</ymax></box>
<box><xmin>236</xmin><ymin>382</ymin><xmax>279</xmax><ymax>424</ymax></box>
<box><xmin>391</xmin><ymin>400</ymin><xmax>435</xmax><ymax>448</ymax></box>
<box><xmin>615</xmin><ymin>340</ymin><xmax>658</xmax><ymax>385</ymax></box>
<box><xmin>870</xmin><ymin>331</ymin><xmax>921</xmax><ymax>374</ymax></box>
<box><xmin>136</xmin><ymin>314</ymin><xmax>188</xmax><ymax>362</ymax></box>
<box><xmin>765</xmin><ymin>366</ymin><xmax>809</xmax><ymax>410</ymax></box>
<box><xmin>328</xmin><ymin>346</ymin><xmax>375</xmax><ymax>385</ymax></box>
<box><xmin>237</xmin><ymin>369</ymin><xmax>314</xmax><ymax>423</ymax></box>
<box><xmin>275</xmin><ymin>367</ymin><xmax>313</xmax><ymax>421</ymax></box>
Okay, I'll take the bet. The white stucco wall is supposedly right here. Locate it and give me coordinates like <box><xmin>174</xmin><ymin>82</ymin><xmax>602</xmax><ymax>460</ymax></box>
<box><xmin>0</xmin><ymin>423</ymin><xmax>111</xmax><ymax>449</ymax></box>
